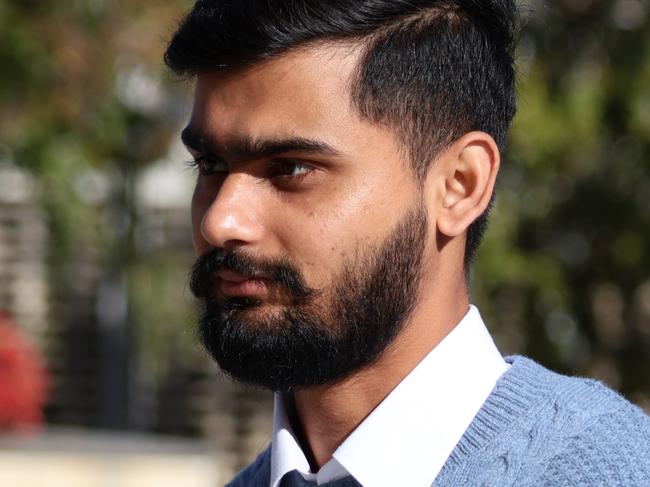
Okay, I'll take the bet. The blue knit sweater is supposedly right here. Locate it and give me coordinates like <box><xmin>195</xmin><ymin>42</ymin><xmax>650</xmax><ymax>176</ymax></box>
<box><xmin>226</xmin><ymin>356</ymin><xmax>650</xmax><ymax>486</ymax></box>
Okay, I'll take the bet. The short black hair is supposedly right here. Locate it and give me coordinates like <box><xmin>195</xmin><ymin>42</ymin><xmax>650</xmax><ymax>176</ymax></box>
<box><xmin>165</xmin><ymin>0</ymin><xmax>518</xmax><ymax>271</ymax></box>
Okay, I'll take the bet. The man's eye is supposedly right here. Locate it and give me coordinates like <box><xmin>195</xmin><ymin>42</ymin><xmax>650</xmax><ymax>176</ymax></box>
<box><xmin>187</xmin><ymin>157</ymin><xmax>228</xmax><ymax>176</ymax></box>
<box><xmin>269</xmin><ymin>160</ymin><xmax>313</xmax><ymax>179</ymax></box>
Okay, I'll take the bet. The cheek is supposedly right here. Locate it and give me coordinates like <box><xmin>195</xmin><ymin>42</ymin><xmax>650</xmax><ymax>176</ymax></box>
<box><xmin>291</xmin><ymin>189</ymin><xmax>417</xmax><ymax>280</ymax></box>
<box><xmin>274</xmin><ymin>207</ymin><xmax>368</xmax><ymax>287</ymax></box>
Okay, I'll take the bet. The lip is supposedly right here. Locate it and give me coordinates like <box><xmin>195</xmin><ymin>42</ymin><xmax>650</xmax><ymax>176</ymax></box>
<box><xmin>217</xmin><ymin>269</ymin><xmax>253</xmax><ymax>284</ymax></box>
<box><xmin>217</xmin><ymin>269</ymin><xmax>270</xmax><ymax>297</ymax></box>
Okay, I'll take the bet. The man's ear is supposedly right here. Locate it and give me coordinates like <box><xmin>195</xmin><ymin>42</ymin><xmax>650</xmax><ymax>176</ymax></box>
<box><xmin>436</xmin><ymin>132</ymin><xmax>500</xmax><ymax>238</ymax></box>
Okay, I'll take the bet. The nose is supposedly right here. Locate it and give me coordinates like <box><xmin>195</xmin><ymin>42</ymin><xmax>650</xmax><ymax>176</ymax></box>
<box><xmin>194</xmin><ymin>173</ymin><xmax>264</xmax><ymax>252</ymax></box>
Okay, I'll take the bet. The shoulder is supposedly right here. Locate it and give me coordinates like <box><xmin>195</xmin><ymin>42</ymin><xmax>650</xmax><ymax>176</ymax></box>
<box><xmin>436</xmin><ymin>356</ymin><xmax>650</xmax><ymax>486</ymax></box>
<box><xmin>500</xmin><ymin>355</ymin><xmax>648</xmax><ymax>423</ymax></box>
<box><xmin>508</xmin><ymin>356</ymin><xmax>650</xmax><ymax>485</ymax></box>
<box><xmin>224</xmin><ymin>446</ymin><xmax>272</xmax><ymax>487</ymax></box>
<box><xmin>531</xmin><ymin>372</ymin><xmax>650</xmax><ymax>486</ymax></box>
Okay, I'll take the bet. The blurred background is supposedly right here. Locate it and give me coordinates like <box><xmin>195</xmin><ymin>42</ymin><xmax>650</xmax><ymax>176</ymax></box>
<box><xmin>1</xmin><ymin>0</ymin><xmax>649</xmax><ymax>485</ymax></box>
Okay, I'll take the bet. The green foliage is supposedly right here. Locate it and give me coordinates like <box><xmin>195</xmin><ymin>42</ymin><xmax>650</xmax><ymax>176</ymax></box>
<box><xmin>474</xmin><ymin>1</ymin><xmax>650</xmax><ymax>407</ymax></box>
<box><xmin>0</xmin><ymin>0</ymin><xmax>200</xmax><ymax>429</ymax></box>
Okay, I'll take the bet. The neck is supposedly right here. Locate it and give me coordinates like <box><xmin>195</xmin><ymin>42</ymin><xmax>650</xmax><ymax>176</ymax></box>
<box><xmin>290</xmin><ymin>276</ymin><xmax>469</xmax><ymax>470</ymax></box>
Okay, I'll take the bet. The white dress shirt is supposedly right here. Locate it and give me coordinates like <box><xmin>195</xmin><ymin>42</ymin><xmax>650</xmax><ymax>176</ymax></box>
<box><xmin>269</xmin><ymin>305</ymin><xmax>508</xmax><ymax>487</ymax></box>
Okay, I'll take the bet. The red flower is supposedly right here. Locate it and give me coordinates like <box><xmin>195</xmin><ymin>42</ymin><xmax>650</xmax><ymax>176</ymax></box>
<box><xmin>0</xmin><ymin>311</ymin><xmax>50</xmax><ymax>431</ymax></box>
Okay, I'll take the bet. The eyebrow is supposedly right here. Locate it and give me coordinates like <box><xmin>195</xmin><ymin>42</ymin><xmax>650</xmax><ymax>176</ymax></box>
<box><xmin>181</xmin><ymin>126</ymin><xmax>342</xmax><ymax>164</ymax></box>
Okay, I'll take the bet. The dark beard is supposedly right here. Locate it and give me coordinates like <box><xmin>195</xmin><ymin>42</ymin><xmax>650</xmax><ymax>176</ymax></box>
<box><xmin>189</xmin><ymin>202</ymin><xmax>428</xmax><ymax>392</ymax></box>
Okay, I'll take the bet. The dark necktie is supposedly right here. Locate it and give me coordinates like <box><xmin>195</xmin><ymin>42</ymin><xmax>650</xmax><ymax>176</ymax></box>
<box><xmin>279</xmin><ymin>470</ymin><xmax>362</xmax><ymax>487</ymax></box>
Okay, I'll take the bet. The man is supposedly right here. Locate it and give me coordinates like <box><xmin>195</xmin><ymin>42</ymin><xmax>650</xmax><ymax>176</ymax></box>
<box><xmin>165</xmin><ymin>1</ymin><xmax>650</xmax><ymax>485</ymax></box>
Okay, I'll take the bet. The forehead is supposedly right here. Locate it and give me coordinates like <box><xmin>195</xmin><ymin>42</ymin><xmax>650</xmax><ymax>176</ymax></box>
<box><xmin>192</xmin><ymin>45</ymin><xmax>364</xmax><ymax>145</ymax></box>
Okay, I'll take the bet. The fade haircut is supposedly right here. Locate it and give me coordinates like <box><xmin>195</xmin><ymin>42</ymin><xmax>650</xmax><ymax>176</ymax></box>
<box><xmin>165</xmin><ymin>0</ymin><xmax>518</xmax><ymax>270</ymax></box>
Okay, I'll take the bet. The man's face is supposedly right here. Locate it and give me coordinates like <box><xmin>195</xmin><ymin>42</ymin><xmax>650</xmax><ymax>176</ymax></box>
<box><xmin>185</xmin><ymin>46</ymin><xmax>434</xmax><ymax>391</ymax></box>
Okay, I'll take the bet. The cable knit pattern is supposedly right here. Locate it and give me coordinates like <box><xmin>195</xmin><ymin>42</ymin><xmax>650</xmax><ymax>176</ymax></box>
<box><xmin>225</xmin><ymin>356</ymin><xmax>650</xmax><ymax>486</ymax></box>
<box><xmin>434</xmin><ymin>356</ymin><xmax>650</xmax><ymax>486</ymax></box>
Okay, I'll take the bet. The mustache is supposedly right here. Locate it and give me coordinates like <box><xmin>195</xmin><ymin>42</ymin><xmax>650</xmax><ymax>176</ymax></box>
<box><xmin>189</xmin><ymin>248</ymin><xmax>318</xmax><ymax>301</ymax></box>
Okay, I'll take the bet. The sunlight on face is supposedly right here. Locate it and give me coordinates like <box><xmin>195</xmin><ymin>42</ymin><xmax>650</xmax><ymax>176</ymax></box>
<box><xmin>187</xmin><ymin>45</ymin><xmax>424</xmax><ymax>297</ymax></box>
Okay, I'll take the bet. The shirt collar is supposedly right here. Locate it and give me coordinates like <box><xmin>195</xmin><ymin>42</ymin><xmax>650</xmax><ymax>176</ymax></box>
<box><xmin>270</xmin><ymin>305</ymin><xmax>508</xmax><ymax>487</ymax></box>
